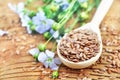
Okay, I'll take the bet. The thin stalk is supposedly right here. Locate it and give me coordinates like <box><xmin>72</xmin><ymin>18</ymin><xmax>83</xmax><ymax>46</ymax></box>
<box><xmin>60</xmin><ymin>10</ymin><xmax>74</xmax><ymax>27</ymax></box>
<box><xmin>44</xmin><ymin>30</ymin><xmax>58</xmax><ymax>46</ymax></box>
<box><xmin>51</xmin><ymin>42</ymin><xmax>57</xmax><ymax>52</ymax></box>
<box><xmin>59</xmin><ymin>0</ymin><xmax>77</xmax><ymax>24</ymax></box>
<box><xmin>42</xmin><ymin>0</ymin><xmax>54</xmax><ymax>8</ymax></box>
<box><xmin>44</xmin><ymin>36</ymin><xmax>53</xmax><ymax>46</ymax></box>
<box><xmin>66</xmin><ymin>16</ymin><xmax>79</xmax><ymax>33</ymax></box>
<box><xmin>59</xmin><ymin>1</ymin><xmax>79</xmax><ymax>28</ymax></box>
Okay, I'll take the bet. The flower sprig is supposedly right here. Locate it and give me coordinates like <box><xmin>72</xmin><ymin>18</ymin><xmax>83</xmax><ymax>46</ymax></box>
<box><xmin>28</xmin><ymin>48</ymin><xmax>61</xmax><ymax>70</ymax></box>
<box><xmin>8</xmin><ymin>0</ymin><xmax>100</xmax><ymax>79</ymax></box>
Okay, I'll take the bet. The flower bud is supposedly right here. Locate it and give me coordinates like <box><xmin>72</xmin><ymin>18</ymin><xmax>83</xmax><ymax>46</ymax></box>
<box><xmin>23</xmin><ymin>8</ymin><xmax>29</xmax><ymax>15</ymax></box>
<box><xmin>33</xmin><ymin>53</ymin><xmax>39</xmax><ymax>61</ymax></box>
<box><xmin>80</xmin><ymin>12</ymin><xmax>89</xmax><ymax>20</ymax></box>
<box><xmin>30</xmin><ymin>25</ymin><xmax>36</xmax><ymax>31</ymax></box>
<box><xmin>43</xmin><ymin>32</ymin><xmax>52</xmax><ymax>40</ymax></box>
<box><xmin>38</xmin><ymin>44</ymin><xmax>46</xmax><ymax>52</ymax></box>
<box><xmin>50</xmin><ymin>4</ymin><xmax>59</xmax><ymax>12</ymax></box>
<box><xmin>52</xmin><ymin>71</ymin><xmax>59</xmax><ymax>79</ymax></box>
<box><xmin>80</xmin><ymin>2</ymin><xmax>88</xmax><ymax>9</ymax></box>
<box><xmin>29</xmin><ymin>11</ymin><xmax>36</xmax><ymax>18</ymax></box>
<box><xmin>52</xmin><ymin>22</ymin><xmax>61</xmax><ymax>31</ymax></box>
<box><xmin>28</xmin><ymin>20</ymin><xmax>33</xmax><ymax>26</ymax></box>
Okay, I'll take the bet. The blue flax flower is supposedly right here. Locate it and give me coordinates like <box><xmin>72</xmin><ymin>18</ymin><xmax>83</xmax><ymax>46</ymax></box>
<box><xmin>8</xmin><ymin>3</ymin><xmax>54</xmax><ymax>34</ymax></box>
<box><xmin>28</xmin><ymin>48</ymin><xmax>61</xmax><ymax>70</ymax></box>
<box><xmin>8</xmin><ymin>2</ymin><xmax>32</xmax><ymax>33</ymax></box>
<box><xmin>38</xmin><ymin>50</ymin><xmax>61</xmax><ymax>70</ymax></box>
<box><xmin>32</xmin><ymin>11</ymin><xmax>54</xmax><ymax>34</ymax></box>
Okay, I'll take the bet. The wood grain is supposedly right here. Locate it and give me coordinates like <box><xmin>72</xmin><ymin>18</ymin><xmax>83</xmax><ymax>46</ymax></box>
<box><xmin>0</xmin><ymin>0</ymin><xmax>120</xmax><ymax>80</ymax></box>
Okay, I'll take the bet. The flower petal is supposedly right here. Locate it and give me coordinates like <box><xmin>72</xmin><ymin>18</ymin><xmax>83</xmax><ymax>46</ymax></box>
<box><xmin>8</xmin><ymin>3</ymin><xmax>17</xmax><ymax>12</ymax></box>
<box><xmin>0</xmin><ymin>30</ymin><xmax>8</xmax><ymax>36</ymax></box>
<box><xmin>28</xmin><ymin>48</ymin><xmax>39</xmax><ymax>56</ymax></box>
<box><xmin>32</xmin><ymin>11</ymin><xmax>46</xmax><ymax>23</ymax></box>
<box><xmin>53</xmin><ymin>31</ymin><xmax>59</xmax><ymax>39</ymax></box>
<box><xmin>17</xmin><ymin>2</ymin><xmax>25</xmax><ymax>13</ymax></box>
<box><xmin>21</xmin><ymin>15</ymin><xmax>31</xmax><ymax>27</ymax></box>
<box><xmin>54</xmin><ymin>58</ymin><xmax>62</xmax><ymax>65</ymax></box>
<box><xmin>43</xmin><ymin>61</ymin><xmax>49</xmax><ymax>68</ymax></box>
<box><xmin>32</xmin><ymin>16</ymin><xmax>41</xmax><ymax>26</ymax></box>
<box><xmin>38</xmin><ymin>11</ymin><xmax>46</xmax><ymax>21</ymax></box>
<box><xmin>50</xmin><ymin>61</ymin><xmax>59</xmax><ymax>70</ymax></box>
<box><xmin>38</xmin><ymin>52</ymin><xmax>47</xmax><ymax>63</ymax></box>
<box><xmin>35</xmin><ymin>18</ymin><xmax>54</xmax><ymax>34</ymax></box>
<box><xmin>45</xmin><ymin>50</ymin><xmax>55</xmax><ymax>58</ymax></box>
<box><xmin>26</xmin><ymin>26</ymin><xmax>32</xmax><ymax>34</ymax></box>
<box><xmin>46</xmin><ymin>19</ymin><xmax>54</xmax><ymax>26</ymax></box>
<box><xmin>60</xmin><ymin>1</ymin><xmax>69</xmax><ymax>10</ymax></box>
<box><xmin>50</xmin><ymin>28</ymin><xmax>55</xmax><ymax>35</ymax></box>
<box><xmin>35</xmin><ymin>24</ymin><xmax>46</xmax><ymax>34</ymax></box>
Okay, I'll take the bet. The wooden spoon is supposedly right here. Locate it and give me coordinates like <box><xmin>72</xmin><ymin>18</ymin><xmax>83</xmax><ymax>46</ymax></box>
<box><xmin>57</xmin><ymin>0</ymin><xmax>113</xmax><ymax>69</ymax></box>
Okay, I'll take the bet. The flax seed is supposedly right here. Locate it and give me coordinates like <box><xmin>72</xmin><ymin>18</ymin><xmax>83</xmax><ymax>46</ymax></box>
<box><xmin>59</xmin><ymin>30</ymin><xmax>100</xmax><ymax>62</ymax></box>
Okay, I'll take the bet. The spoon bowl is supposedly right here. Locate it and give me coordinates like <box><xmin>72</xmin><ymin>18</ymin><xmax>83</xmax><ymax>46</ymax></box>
<box><xmin>57</xmin><ymin>23</ymin><xmax>102</xmax><ymax>69</ymax></box>
<box><xmin>57</xmin><ymin>0</ymin><xmax>113</xmax><ymax>69</ymax></box>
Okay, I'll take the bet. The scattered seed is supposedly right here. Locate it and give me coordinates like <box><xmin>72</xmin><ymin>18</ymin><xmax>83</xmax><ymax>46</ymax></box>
<box><xmin>1</xmin><ymin>48</ymin><xmax>7</xmax><ymax>52</ymax></box>
<box><xmin>15</xmin><ymin>37</ymin><xmax>21</xmax><ymax>42</ymax></box>
<box><xmin>30</xmin><ymin>66</ymin><xmax>36</xmax><ymax>70</ymax></box>
<box><xmin>16</xmin><ymin>50</ymin><xmax>20</xmax><ymax>55</ymax></box>
<box><xmin>30</xmin><ymin>44</ymin><xmax>35</xmax><ymax>48</ymax></box>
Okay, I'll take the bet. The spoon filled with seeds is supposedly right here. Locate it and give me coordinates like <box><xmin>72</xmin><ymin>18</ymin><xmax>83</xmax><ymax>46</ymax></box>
<box><xmin>57</xmin><ymin>0</ymin><xmax>113</xmax><ymax>69</ymax></box>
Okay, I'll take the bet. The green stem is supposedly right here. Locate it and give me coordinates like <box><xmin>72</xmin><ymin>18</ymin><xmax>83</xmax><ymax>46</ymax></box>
<box><xmin>51</xmin><ymin>42</ymin><xmax>57</xmax><ymax>52</ymax></box>
<box><xmin>66</xmin><ymin>16</ymin><xmax>79</xmax><ymax>33</ymax></box>
<box><xmin>59</xmin><ymin>0</ymin><xmax>77</xmax><ymax>24</ymax></box>
<box><xmin>60</xmin><ymin>10</ymin><xmax>74</xmax><ymax>26</ymax></box>
<box><xmin>44</xmin><ymin>30</ymin><xmax>58</xmax><ymax>46</ymax></box>
<box><xmin>42</xmin><ymin>0</ymin><xmax>54</xmax><ymax>8</ymax></box>
<box><xmin>86</xmin><ymin>3</ymin><xmax>96</xmax><ymax>13</ymax></box>
<box><xmin>58</xmin><ymin>0</ymin><xmax>79</xmax><ymax>29</ymax></box>
<box><xmin>44</xmin><ymin>36</ymin><xmax>53</xmax><ymax>46</ymax></box>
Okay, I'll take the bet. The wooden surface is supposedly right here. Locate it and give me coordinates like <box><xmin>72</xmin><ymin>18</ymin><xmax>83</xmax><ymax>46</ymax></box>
<box><xmin>0</xmin><ymin>0</ymin><xmax>120</xmax><ymax>80</ymax></box>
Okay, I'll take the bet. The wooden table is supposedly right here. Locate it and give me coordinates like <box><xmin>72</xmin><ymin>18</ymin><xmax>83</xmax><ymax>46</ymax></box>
<box><xmin>0</xmin><ymin>0</ymin><xmax>120</xmax><ymax>80</ymax></box>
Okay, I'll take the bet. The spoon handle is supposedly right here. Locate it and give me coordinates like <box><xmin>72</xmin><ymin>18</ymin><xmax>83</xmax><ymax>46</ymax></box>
<box><xmin>91</xmin><ymin>0</ymin><xmax>113</xmax><ymax>26</ymax></box>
